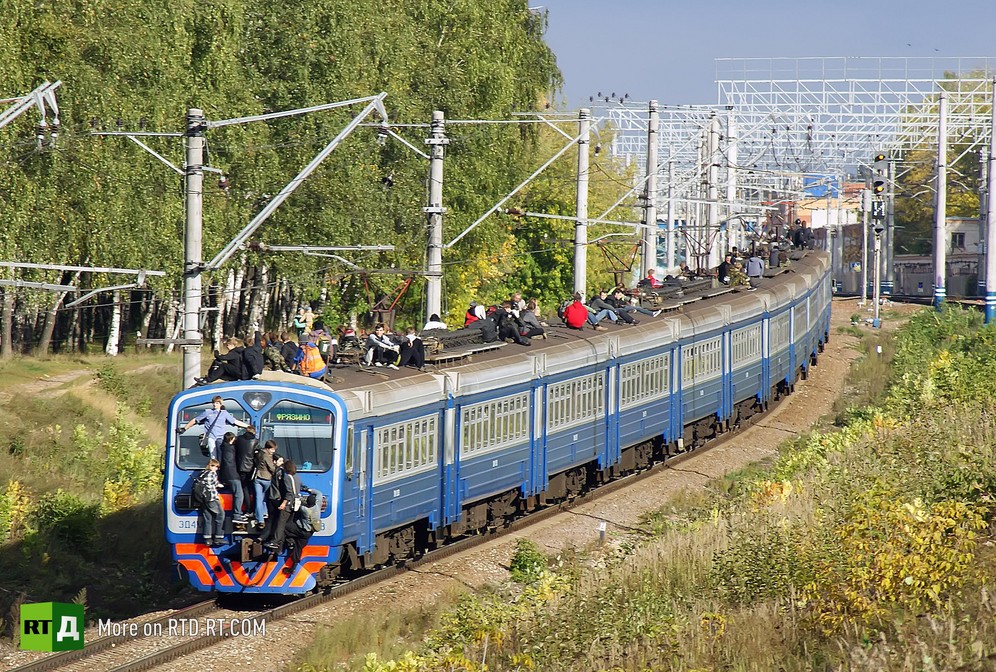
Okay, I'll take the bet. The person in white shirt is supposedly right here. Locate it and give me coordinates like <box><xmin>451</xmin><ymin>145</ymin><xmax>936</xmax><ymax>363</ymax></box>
<box><xmin>363</xmin><ymin>323</ymin><xmax>400</xmax><ymax>369</ymax></box>
<box><xmin>398</xmin><ymin>327</ymin><xmax>426</xmax><ymax>370</ymax></box>
<box><xmin>422</xmin><ymin>313</ymin><xmax>447</xmax><ymax>331</ymax></box>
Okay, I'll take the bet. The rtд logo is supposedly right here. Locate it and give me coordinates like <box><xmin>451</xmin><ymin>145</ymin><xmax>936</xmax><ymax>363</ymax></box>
<box><xmin>20</xmin><ymin>602</ymin><xmax>84</xmax><ymax>652</ymax></box>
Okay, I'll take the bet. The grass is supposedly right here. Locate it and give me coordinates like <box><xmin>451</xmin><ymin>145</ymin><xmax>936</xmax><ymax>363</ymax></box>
<box><xmin>290</xmin><ymin>304</ymin><xmax>996</xmax><ymax>672</ymax></box>
<box><xmin>0</xmin><ymin>351</ymin><xmax>188</xmax><ymax>629</ymax></box>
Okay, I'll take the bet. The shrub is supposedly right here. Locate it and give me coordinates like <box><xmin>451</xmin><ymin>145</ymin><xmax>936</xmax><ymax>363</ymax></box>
<box><xmin>509</xmin><ymin>538</ymin><xmax>547</xmax><ymax>585</ymax></box>
<box><xmin>0</xmin><ymin>480</ymin><xmax>32</xmax><ymax>542</ymax></box>
<box><xmin>710</xmin><ymin>522</ymin><xmax>811</xmax><ymax>605</ymax></box>
<box><xmin>35</xmin><ymin>490</ymin><xmax>100</xmax><ymax>546</ymax></box>
<box><xmin>802</xmin><ymin>490</ymin><xmax>988</xmax><ymax>634</ymax></box>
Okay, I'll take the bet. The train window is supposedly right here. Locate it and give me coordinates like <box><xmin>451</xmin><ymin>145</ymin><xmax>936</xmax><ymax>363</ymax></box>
<box><xmin>770</xmin><ymin>312</ymin><xmax>790</xmax><ymax>352</ymax></box>
<box><xmin>259</xmin><ymin>400</ymin><xmax>335</xmax><ymax>473</ymax></box>
<box><xmin>345</xmin><ymin>424</ymin><xmax>354</xmax><ymax>476</ymax></box>
<box><xmin>174</xmin><ymin>398</ymin><xmax>250</xmax><ymax>470</ymax></box>
<box><xmin>461</xmin><ymin>392</ymin><xmax>530</xmax><ymax>457</ymax></box>
<box><xmin>681</xmin><ymin>336</ymin><xmax>722</xmax><ymax>387</ymax></box>
<box><xmin>619</xmin><ymin>353</ymin><xmax>669</xmax><ymax>410</ymax></box>
<box><xmin>731</xmin><ymin>324</ymin><xmax>762</xmax><ymax>369</ymax></box>
<box><xmin>793</xmin><ymin>303</ymin><xmax>807</xmax><ymax>344</ymax></box>
<box><xmin>373</xmin><ymin>414</ymin><xmax>438</xmax><ymax>484</ymax></box>
<box><xmin>547</xmin><ymin>372</ymin><xmax>605</xmax><ymax>432</ymax></box>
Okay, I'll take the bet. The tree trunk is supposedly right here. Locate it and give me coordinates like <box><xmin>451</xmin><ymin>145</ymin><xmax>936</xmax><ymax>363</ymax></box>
<box><xmin>37</xmin><ymin>271</ymin><xmax>81</xmax><ymax>356</ymax></box>
<box><xmin>228</xmin><ymin>263</ymin><xmax>245</xmax><ymax>336</ymax></box>
<box><xmin>1</xmin><ymin>289</ymin><xmax>13</xmax><ymax>359</ymax></box>
<box><xmin>247</xmin><ymin>264</ymin><xmax>267</xmax><ymax>332</ymax></box>
<box><xmin>164</xmin><ymin>298</ymin><xmax>178</xmax><ymax>354</ymax></box>
<box><xmin>105</xmin><ymin>290</ymin><xmax>122</xmax><ymax>356</ymax></box>
<box><xmin>37</xmin><ymin>293</ymin><xmax>68</xmax><ymax>356</ymax></box>
<box><xmin>139</xmin><ymin>295</ymin><xmax>155</xmax><ymax>349</ymax></box>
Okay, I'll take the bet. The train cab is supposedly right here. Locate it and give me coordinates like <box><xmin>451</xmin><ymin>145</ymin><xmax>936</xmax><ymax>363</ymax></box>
<box><xmin>164</xmin><ymin>378</ymin><xmax>347</xmax><ymax>593</ymax></box>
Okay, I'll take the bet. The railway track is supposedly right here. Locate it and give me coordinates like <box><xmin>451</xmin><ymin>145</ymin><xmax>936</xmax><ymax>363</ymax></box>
<box><xmin>8</xmin><ymin>599</ymin><xmax>219</xmax><ymax>672</ymax></box>
<box><xmin>9</xmin><ymin>406</ymin><xmax>773</xmax><ymax>672</ymax></box>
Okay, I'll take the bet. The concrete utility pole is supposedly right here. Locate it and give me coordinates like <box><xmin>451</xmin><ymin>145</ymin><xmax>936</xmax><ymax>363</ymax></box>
<box><xmin>424</xmin><ymin>110</ymin><xmax>447</xmax><ymax>322</ymax></box>
<box><xmin>641</xmin><ymin>101</ymin><xmax>659</xmax><ymax>276</ymax></box>
<box><xmin>666</xmin><ymin>160</ymin><xmax>676</xmax><ymax>270</ymax></box>
<box><xmin>183</xmin><ymin>109</ymin><xmax>205</xmax><ymax>390</ymax></box>
<box><xmin>707</xmin><ymin>113</ymin><xmax>720</xmax><ymax>267</ymax></box>
<box><xmin>873</xmin><ymin>224</ymin><xmax>884</xmax><ymax>327</ymax></box>
<box><xmin>726</xmin><ymin>110</ymin><xmax>738</xmax><ymax>252</ymax></box>
<box><xmin>861</xmin><ymin>187</ymin><xmax>870</xmax><ymax>304</ymax></box>
<box><xmin>978</xmin><ymin>148</ymin><xmax>988</xmax><ymax>298</ymax></box>
<box><xmin>884</xmin><ymin>159</ymin><xmax>895</xmax><ymax>294</ymax></box>
<box><xmin>574</xmin><ymin>108</ymin><xmax>590</xmax><ymax>297</ymax></box>
<box><xmin>934</xmin><ymin>90</ymin><xmax>948</xmax><ymax>310</ymax></box>
<box><xmin>985</xmin><ymin>79</ymin><xmax>996</xmax><ymax>323</ymax></box>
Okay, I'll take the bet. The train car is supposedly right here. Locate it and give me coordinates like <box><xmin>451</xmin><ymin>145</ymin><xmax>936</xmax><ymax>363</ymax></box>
<box><xmin>163</xmin><ymin>251</ymin><xmax>831</xmax><ymax>594</ymax></box>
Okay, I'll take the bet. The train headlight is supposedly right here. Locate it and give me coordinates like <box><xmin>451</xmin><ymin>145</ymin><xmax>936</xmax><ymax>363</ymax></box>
<box><xmin>243</xmin><ymin>391</ymin><xmax>271</xmax><ymax>411</ymax></box>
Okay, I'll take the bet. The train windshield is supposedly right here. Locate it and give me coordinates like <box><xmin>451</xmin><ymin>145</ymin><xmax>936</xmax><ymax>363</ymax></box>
<box><xmin>259</xmin><ymin>400</ymin><xmax>335</xmax><ymax>473</ymax></box>
<box><xmin>174</xmin><ymin>398</ymin><xmax>251</xmax><ymax>469</ymax></box>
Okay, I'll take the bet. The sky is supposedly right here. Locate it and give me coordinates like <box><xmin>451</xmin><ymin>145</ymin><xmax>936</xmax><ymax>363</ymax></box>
<box><xmin>537</xmin><ymin>0</ymin><xmax>996</xmax><ymax>108</ymax></box>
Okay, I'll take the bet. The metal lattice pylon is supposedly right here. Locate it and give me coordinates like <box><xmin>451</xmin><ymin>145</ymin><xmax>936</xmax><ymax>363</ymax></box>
<box><xmin>596</xmin><ymin>57</ymin><xmax>996</xmax><ymax>268</ymax></box>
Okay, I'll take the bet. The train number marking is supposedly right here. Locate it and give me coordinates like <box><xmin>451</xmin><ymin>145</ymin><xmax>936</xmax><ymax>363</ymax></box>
<box><xmin>177</xmin><ymin>519</ymin><xmax>196</xmax><ymax>530</ymax></box>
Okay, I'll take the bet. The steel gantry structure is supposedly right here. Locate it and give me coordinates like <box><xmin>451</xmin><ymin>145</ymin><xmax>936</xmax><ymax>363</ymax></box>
<box><xmin>598</xmin><ymin>56</ymin><xmax>996</xmax><ymax>292</ymax></box>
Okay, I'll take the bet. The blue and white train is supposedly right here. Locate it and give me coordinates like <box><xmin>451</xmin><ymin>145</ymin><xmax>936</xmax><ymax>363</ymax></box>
<box><xmin>163</xmin><ymin>251</ymin><xmax>831</xmax><ymax>593</ymax></box>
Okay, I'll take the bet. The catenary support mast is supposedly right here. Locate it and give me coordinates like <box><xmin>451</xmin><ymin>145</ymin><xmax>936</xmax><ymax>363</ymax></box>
<box><xmin>641</xmin><ymin>101</ymin><xmax>659</xmax><ymax>275</ymax></box>
<box><xmin>183</xmin><ymin>109</ymin><xmax>205</xmax><ymax>390</ymax></box>
<box><xmin>425</xmin><ymin>110</ymin><xmax>447</xmax><ymax>322</ymax></box>
<box><xmin>573</xmin><ymin>109</ymin><xmax>591</xmax><ymax>296</ymax></box>
<box><xmin>985</xmin><ymin>80</ymin><xmax>996</xmax><ymax>323</ymax></box>
<box><xmin>934</xmin><ymin>90</ymin><xmax>948</xmax><ymax>310</ymax></box>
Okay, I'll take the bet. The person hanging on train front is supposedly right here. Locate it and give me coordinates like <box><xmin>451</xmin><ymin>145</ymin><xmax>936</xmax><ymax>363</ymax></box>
<box><xmin>281</xmin><ymin>489</ymin><xmax>322</xmax><ymax>573</ymax></box>
<box><xmin>235</xmin><ymin>425</ymin><xmax>258</xmax><ymax>519</ymax></box>
<box><xmin>219</xmin><ymin>432</ymin><xmax>248</xmax><ymax>525</ymax></box>
<box><xmin>196</xmin><ymin>458</ymin><xmax>225</xmax><ymax>547</ymax></box>
<box><xmin>252</xmin><ymin>440</ymin><xmax>279</xmax><ymax>529</ymax></box>
<box><xmin>263</xmin><ymin>459</ymin><xmax>302</xmax><ymax>554</ymax></box>
<box><xmin>182</xmin><ymin>395</ymin><xmax>251</xmax><ymax>460</ymax></box>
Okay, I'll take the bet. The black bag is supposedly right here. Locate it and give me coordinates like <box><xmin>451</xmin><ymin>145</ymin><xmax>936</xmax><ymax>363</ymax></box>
<box><xmin>198</xmin><ymin>434</ymin><xmax>210</xmax><ymax>452</ymax></box>
<box><xmin>267</xmin><ymin>467</ymin><xmax>284</xmax><ymax>501</ymax></box>
<box><xmin>191</xmin><ymin>475</ymin><xmax>209</xmax><ymax>507</ymax></box>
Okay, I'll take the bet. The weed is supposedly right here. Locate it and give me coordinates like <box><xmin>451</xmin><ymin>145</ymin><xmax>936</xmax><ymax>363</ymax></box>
<box><xmin>509</xmin><ymin>538</ymin><xmax>546</xmax><ymax>585</ymax></box>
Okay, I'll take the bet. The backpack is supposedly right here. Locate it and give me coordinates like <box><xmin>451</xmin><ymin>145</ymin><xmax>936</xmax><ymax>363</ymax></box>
<box><xmin>267</xmin><ymin>467</ymin><xmax>284</xmax><ymax>501</ymax></box>
<box><xmin>296</xmin><ymin>343</ymin><xmax>325</xmax><ymax>377</ymax></box>
<box><xmin>316</xmin><ymin>333</ymin><xmax>333</xmax><ymax>362</ymax></box>
<box><xmin>295</xmin><ymin>489</ymin><xmax>322</xmax><ymax>533</ymax></box>
<box><xmin>475</xmin><ymin>317</ymin><xmax>498</xmax><ymax>343</ymax></box>
<box><xmin>191</xmin><ymin>473</ymin><xmax>210</xmax><ymax>507</ymax></box>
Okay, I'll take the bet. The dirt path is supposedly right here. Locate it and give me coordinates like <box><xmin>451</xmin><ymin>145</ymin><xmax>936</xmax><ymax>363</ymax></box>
<box><xmin>143</xmin><ymin>298</ymin><xmax>892</xmax><ymax>672</ymax></box>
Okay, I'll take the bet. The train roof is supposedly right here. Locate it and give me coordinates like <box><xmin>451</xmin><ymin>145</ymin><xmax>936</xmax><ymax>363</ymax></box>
<box><xmin>243</xmin><ymin>251</ymin><xmax>829</xmax><ymax>420</ymax></box>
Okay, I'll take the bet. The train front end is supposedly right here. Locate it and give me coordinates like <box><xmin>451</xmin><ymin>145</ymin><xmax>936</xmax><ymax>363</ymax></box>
<box><xmin>163</xmin><ymin>381</ymin><xmax>347</xmax><ymax>594</ymax></box>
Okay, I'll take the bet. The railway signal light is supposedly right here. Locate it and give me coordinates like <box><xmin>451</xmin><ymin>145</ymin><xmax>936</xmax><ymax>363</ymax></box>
<box><xmin>872</xmin><ymin>152</ymin><xmax>888</xmax><ymax>195</ymax></box>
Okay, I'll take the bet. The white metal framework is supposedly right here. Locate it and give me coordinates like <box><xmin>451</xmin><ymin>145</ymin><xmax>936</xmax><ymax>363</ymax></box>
<box><xmin>597</xmin><ymin>57</ymin><xmax>996</xmax><ymax>271</ymax></box>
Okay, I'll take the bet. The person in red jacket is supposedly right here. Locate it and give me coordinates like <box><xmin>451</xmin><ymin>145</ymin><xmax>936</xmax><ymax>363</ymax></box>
<box><xmin>563</xmin><ymin>293</ymin><xmax>607</xmax><ymax>331</ymax></box>
<box><xmin>464</xmin><ymin>302</ymin><xmax>485</xmax><ymax>326</ymax></box>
